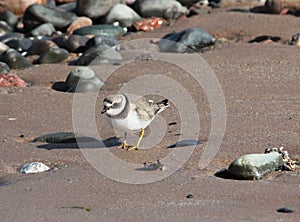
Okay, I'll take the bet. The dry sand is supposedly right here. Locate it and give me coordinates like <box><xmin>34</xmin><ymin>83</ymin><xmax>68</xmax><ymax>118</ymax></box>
<box><xmin>1</xmin><ymin>4</ymin><xmax>300</xmax><ymax>222</ymax></box>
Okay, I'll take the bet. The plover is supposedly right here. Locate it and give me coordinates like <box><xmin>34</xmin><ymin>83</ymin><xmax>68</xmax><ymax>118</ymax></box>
<box><xmin>101</xmin><ymin>93</ymin><xmax>169</xmax><ymax>150</ymax></box>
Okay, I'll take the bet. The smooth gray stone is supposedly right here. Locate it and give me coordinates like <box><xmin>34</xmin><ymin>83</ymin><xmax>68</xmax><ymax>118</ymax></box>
<box><xmin>76</xmin><ymin>44</ymin><xmax>123</xmax><ymax>65</ymax></box>
<box><xmin>38</xmin><ymin>47</ymin><xmax>69</xmax><ymax>64</ymax></box>
<box><xmin>0</xmin><ymin>62</ymin><xmax>10</xmax><ymax>74</ymax></box>
<box><xmin>23</xmin><ymin>4</ymin><xmax>77</xmax><ymax>30</ymax></box>
<box><xmin>73</xmin><ymin>24</ymin><xmax>125</xmax><ymax>37</ymax></box>
<box><xmin>227</xmin><ymin>152</ymin><xmax>284</xmax><ymax>180</ymax></box>
<box><xmin>0</xmin><ymin>32</ymin><xmax>23</xmax><ymax>44</ymax></box>
<box><xmin>131</xmin><ymin>0</ymin><xmax>188</xmax><ymax>20</ymax></box>
<box><xmin>0</xmin><ymin>48</ymin><xmax>32</xmax><ymax>69</ymax></box>
<box><xmin>103</xmin><ymin>3</ymin><xmax>142</xmax><ymax>27</ymax></box>
<box><xmin>67</xmin><ymin>80</ymin><xmax>100</xmax><ymax>93</ymax></box>
<box><xmin>86</xmin><ymin>35</ymin><xmax>122</xmax><ymax>50</ymax></box>
<box><xmin>0</xmin><ymin>11</ymin><xmax>18</xmax><ymax>28</ymax></box>
<box><xmin>30</xmin><ymin>23</ymin><xmax>56</xmax><ymax>37</ymax></box>
<box><xmin>66</xmin><ymin>66</ymin><xmax>96</xmax><ymax>88</ymax></box>
<box><xmin>158</xmin><ymin>28</ymin><xmax>215</xmax><ymax>53</ymax></box>
<box><xmin>63</xmin><ymin>35</ymin><xmax>90</xmax><ymax>53</ymax></box>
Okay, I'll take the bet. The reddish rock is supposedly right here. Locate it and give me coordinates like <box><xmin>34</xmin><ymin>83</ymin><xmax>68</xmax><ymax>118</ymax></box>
<box><xmin>133</xmin><ymin>17</ymin><xmax>167</xmax><ymax>32</ymax></box>
<box><xmin>66</xmin><ymin>17</ymin><xmax>93</xmax><ymax>35</ymax></box>
<box><xmin>0</xmin><ymin>73</ymin><xmax>27</xmax><ymax>87</ymax></box>
<box><xmin>0</xmin><ymin>0</ymin><xmax>47</xmax><ymax>16</ymax></box>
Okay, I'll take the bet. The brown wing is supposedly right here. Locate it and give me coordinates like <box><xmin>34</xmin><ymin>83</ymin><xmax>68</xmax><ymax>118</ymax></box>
<box><xmin>134</xmin><ymin>97</ymin><xmax>157</xmax><ymax>121</ymax></box>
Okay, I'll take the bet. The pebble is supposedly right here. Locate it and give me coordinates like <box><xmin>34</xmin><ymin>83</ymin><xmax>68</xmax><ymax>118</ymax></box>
<box><xmin>60</xmin><ymin>34</ymin><xmax>90</xmax><ymax>53</ymax></box>
<box><xmin>23</xmin><ymin>4</ymin><xmax>77</xmax><ymax>31</ymax></box>
<box><xmin>0</xmin><ymin>32</ymin><xmax>23</xmax><ymax>44</ymax></box>
<box><xmin>65</xmin><ymin>66</ymin><xmax>105</xmax><ymax>92</ymax></box>
<box><xmin>276</xmin><ymin>207</ymin><xmax>294</xmax><ymax>213</ymax></box>
<box><xmin>131</xmin><ymin>0</ymin><xmax>188</xmax><ymax>21</ymax></box>
<box><xmin>29</xmin><ymin>23</ymin><xmax>56</xmax><ymax>37</ymax></box>
<box><xmin>0</xmin><ymin>11</ymin><xmax>18</xmax><ymax>28</ymax></box>
<box><xmin>37</xmin><ymin>47</ymin><xmax>69</xmax><ymax>64</ymax></box>
<box><xmin>158</xmin><ymin>28</ymin><xmax>216</xmax><ymax>53</ymax></box>
<box><xmin>0</xmin><ymin>73</ymin><xmax>27</xmax><ymax>87</ymax></box>
<box><xmin>103</xmin><ymin>3</ymin><xmax>142</xmax><ymax>28</ymax></box>
<box><xmin>0</xmin><ymin>42</ymin><xmax>9</xmax><ymax>54</ymax></box>
<box><xmin>264</xmin><ymin>0</ymin><xmax>300</xmax><ymax>15</ymax></box>
<box><xmin>0</xmin><ymin>21</ymin><xmax>12</xmax><ymax>36</ymax></box>
<box><xmin>85</xmin><ymin>35</ymin><xmax>122</xmax><ymax>50</ymax></box>
<box><xmin>133</xmin><ymin>17</ymin><xmax>167</xmax><ymax>32</ymax></box>
<box><xmin>0</xmin><ymin>48</ymin><xmax>32</xmax><ymax>69</ymax></box>
<box><xmin>0</xmin><ymin>62</ymin><xmax>10</xmax><ymax>74</ymax></box>
<box><xmin>5</xmin><ymin>38</ymin><xmax>32</xmax><ymax>54</ymax></box>
<box><xmin>73</xmin><ymin>24</ymin><xmax>126</xmax><ymax>37</ymax></box>
<box><xmin>227</xmin><ymin>152</ymin><xmax>284</xmax><ymax>180</ymax></box>
<box><xmin>76</xmin><ymin>0</ymin><xmax>121</xmax><ymax>19</ymax></box>
<box><xmin>28</xmin><ymin>39</ymin><xmax>58</xmax><ymax>55</ymax></box>
<box><xmin>76</xmin><ymin>44</ymin><xmax>123</xmax><ymax>66</ymax></box>
<box><xmin>186</xmin><ymin>194</ymin><xmax>193</xmax><ymax>198</ymax></box>
<box><xmin>20</xmin><ymin>162</ymin><xmax>50</xmax><ymax>174</ymax></box>
<box><xmin>66</xmin><ymin>16</ymin><xmax>93</xmax><ymax>35</ymax></box>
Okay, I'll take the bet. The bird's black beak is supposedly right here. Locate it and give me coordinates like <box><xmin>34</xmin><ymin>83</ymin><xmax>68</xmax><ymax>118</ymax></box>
<box><xmin>101</xmin><ymin>107</ymin><xmax>107</xmax><ymax>114</ymax></box>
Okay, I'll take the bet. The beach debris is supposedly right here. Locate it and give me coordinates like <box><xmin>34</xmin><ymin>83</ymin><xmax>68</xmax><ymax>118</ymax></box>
<box><xmin>186</xmin><ymin>194</ymin><xmax>193</xmax><ymax>199</ymax></box>
<box><xmin>61</xmin><ymin>206</ymin><xmax>91</xmax><ymax>212</ymax></box>
<box><xmin>20</xmin><ymin>162</ymin><xmax>50</xmax><ymax>174</ymax></box>
<box><xmin>216</xmin><ymin>147</ymin><xmax>298</xmax><ymax>180</ymax></box>
<box><xmin>158</xmin><ymin>28</ymin><xmax>215</xmax><ymax>53</ymax></box>
<box><xmin>133</xmin><ymin>17</ymin><xmax>167</xmax><ymax>32</ymax></box>
<box><xmin>143</xmin><ymin>160</ymin><xmax>166</xmax><ymax>171</ymax></box>
<box><xmin>0</xmin><ymin>73</ymin><xmax>27</xmax><ymax>87</ymax></box>
<box><xmin>32</xmin><ymin>132</ymin><xmax>94</xmax><ymax>143</ymax></box>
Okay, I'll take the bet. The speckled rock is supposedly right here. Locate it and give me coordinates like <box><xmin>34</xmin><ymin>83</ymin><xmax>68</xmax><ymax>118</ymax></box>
<box><xmin>158</xmin><ymin>28</ymin><xmax>215</xmax><ymax>53</ymax></box>
<box><xmin>73</xmin><ymin>24</ymin><xmax>126</xmax><ymax>37</ymax></box>
<box><xmin>38</xmin><ymin>47</ymin><xmax>69</xmax><ymax>64</ymax></box>
<box><xmin>76</xmin><ymin>44</ymin><xmax>123</xmax><ymax>65</ymax></box>
<box><xmin>30</xmin><ymin>23</ymin><xmax>56</xmax><ymax>37</ymax></box>
<box><xmin>0</xmin><ymin>62</ymin><xmax>10</xmax><ymax>74</ymax></box>
<box><xmin>131</xmin><ymin>0</ymin><xmax>188</xmax><ymax>20</ymax></box>
<box><xmin>103</xmin><ymin>3</ymin><xmax>142</xmax><ymax>27</ymax></box>
<box><xmin>76</xmin><ymin>0</ymin><xmax>123</xmax><ymax>19</ymax></box>
<box><xmin>23</xmin><ymin>4</ymin><xmax>77</xmax><ymax>31</ymax></box>
<box><xmin>0</xmin><ymin>73</ymin><xmax>27</xmax><ymax>87</ymax></box>
<box><xmin>0</xmin><ymin>48</ymin><xmax>32</xmax><ymax>69</ymax></box>
<box><xmin>66</xmin><ymin>16</ymin><xmax>93</xmax><ymax>35</ymax></box>
<box><xmin>227</xmin><ymin>152</ymin><xmax>284</xmax><ymax>180</ymax></box>
<box><xmin>65</xmin><ymin>66</ymin><xmax>105</xmax><ymax>92</ymax></box>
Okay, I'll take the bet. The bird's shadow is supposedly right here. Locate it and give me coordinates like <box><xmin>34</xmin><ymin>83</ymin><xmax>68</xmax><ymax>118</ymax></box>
<box><xmin>36</xmin><ymin>137</ymin><xmax>121</xmax><ymax>150</ymax></box>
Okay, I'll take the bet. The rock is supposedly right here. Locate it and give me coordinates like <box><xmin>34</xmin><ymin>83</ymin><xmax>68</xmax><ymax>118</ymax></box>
<box><xmin>133</xmin><ymin>17</ymin><xmax>167</xmax><ymax>32</ymax></box>
<box><xmin>66</xmin><ymin>16</ymin><xmax>93</xmax><ymax>35</ymax></box>
<box><xmin>0</xmin><ymin>11</ymin><xmax>18</xmax><ymax>28</ymax></box>
<box><xmin>0</xmin><ymin>0</ymin><xmax>47</xmax><ymax>16</ymax></box>
<box><xmin>103</xmin><ymin>3</ymin><xmax>142</xmax><ymax>27</ymax></box>
<box><xmin>76</xmin><ymin>0</ymin><xmax>122</xmax><ymax>19</ymax></box>
<box><xmin>227</xmin><ymin>152</ymin><xmax>284</xmax><ymax>180</ymax></box>
<box><xmin>37</xmin><ymin>47</ymin><xmax>69</xmax><ymax>64</ymax></box>
<box><xmin>56</xmin><ymin>0</ymin><xmax>76</xmax><ymax>3</ymax></box>
<box><xmin>57</xmin><ymin>2</ymin><xmax>77</xmax><ymax>12</ymax></box>
<box><xmin>0</xmin><ymin>32</ymin><xmax>23</xmax><ymax>44</ymax></box>
<box><xmin>0</xmin><ymin>21</ymin><xmax>12</xmax><ymax>36</ymax></box>
<box><xmin>29</xmin><ymin>23</ymin><xmax>56</xmax><ymax>37</ymax></box>
<box><xmin>20</xmin><ymin>162</ymin><xmax>50</xmax><ymax>174</ymax></box>
<box><xmin>264</xmin><ymin>0</ymin><xmax>300</xmax><ymax>14</ymax></box>
<box><xmin>5</xmin><ymin>38</ymin><xmax>32</xmax><ymax>54</ymax></box>
<box><xmin>28</xmin><ymin>39</ymin><xmax>58</xmax><ymax>55</ymax></box>
<box><xmin>73</xmin><ymin>24</ymin><xmax>126</xmax><ymax>37</ymax></box>
<box><xmin>0</xmin><ymin>62</ymin><xmax>10</xmax><ymax>74</ymax></box>
<box><xmin>0</xmin><ymin>48</ymin><xmax>32</xmax><ymax>69</ymax></box>
<box><xmin>0</xmin><ymin>73</ymin><xmax>27</xmax><ymax>87</ymax></box>
<box><xmin>61</xmin><ymin>34</ymin><xmax>90</xmax><ymax>53</ymax></box>
<box><xmin>276</xmin><ymin>207</ymin><xmax>294</xmax><ymax>213</ymax></box>
<box><xmin>287</xmin><ymin>33</ymin><xmax>300</xmax><ymax>46</ymax></box>
<box><xmin>0</xmin><ymin>42</ymin><xmax>9</xmax><ymax>54</ymax></box>
<box><xmin>23</xmin><ymin>4</ymin><xmax>77</xmax><ymax>31</ymax></box>
<box><xmin>158</xmin><ymin>28</ymin><xmax>215</xmax><ymax>53</ymax></box>
<box><xmin>65</xmin><ymin>66</ymin><xmax>105</xmax><ymax>92</ymax></box>
<box><xmin>32</xmin><ymin>131</ymin><xmax>93</xmax><ymax>143</ymax></box>
<box><xmin>131</xmin><ymin>0</ymin><xmax>188</xmax><ymax>21</ymax></box>
<box><xmin>76</xmin><ymin>44</ymin><xmax>123</xmax><ymax>65</ymax></box>
<box><xmin>86</xmin><ymin>35</ymin><xmax>122</xmax><ymax>50</ymax></box>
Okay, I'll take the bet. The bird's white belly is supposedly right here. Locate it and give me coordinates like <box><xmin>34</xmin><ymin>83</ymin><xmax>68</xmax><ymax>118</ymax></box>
<box><xmin>107</xmin><ymin>111</ymin><xmax>151</xmax><ymax>131</ymax></box>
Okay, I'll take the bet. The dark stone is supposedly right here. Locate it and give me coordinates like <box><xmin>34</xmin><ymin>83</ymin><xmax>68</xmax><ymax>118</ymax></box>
<box><xmin>0</xmin><ymin>62</ymin><xmax>10</xmax><ymax>74</ymax></box>
<box><xmin>73</xmin><ymin>24</ymin><xmax>125</xmax><ymax>37</ymax></box>
<box><xmin>186</xmin><ymin>194</ymin><xmax>193</xmax><ymax>198</ymax></box>
<box><xmin>23</xmin><ymin>4</ymin><xmax>77</xmax><ymax>31</ymax></box>
<box><xmin>67</xmin><ymin>80</ymin><xmax>100</xmax><ymax>93</ymax></box>
<box><xmin>30</xmin><ymin>23</ymin><xmax>56</xmax><ymax>37</ymax></box>
<box><xmin>276</xmin><ymin>207</ymin><xmax>294</xmax><ymax>213</ymax></box>
<box><xmin>86</xmin><ymin>35</ymin><xmax>122</xmax><ymax>50</ymax></box>
<box><xmin>158</xmin><ymin>28</ymin><xmax>216</xmax><ymax>53</ymax></box>
<box><xmin>0</xmin><ymin>21</ymin><xmax>12</xmax><ymax>36</ymax></box>
<box><xmin>76</xmin><ymin>44</ymin><xmax>123</xmax><ymax>66</ymax></box>
<box><xmin>0</xmin><ymin>48</ymin><xmax>32</xmax><ymax>69</ymax></box>
<box><xmin>57</xmin><ymin>2</ymin><xmax>77</xmax><ymax>12</ymax></box>
<box><xmin>63</xmin><ymin>35</ymin><xmax>90</xmax><ymax>53</ymax></box>
<box><xmin>5</xmin><ymin>38</ymin><xmax>32</xmax><ymax>54</ymax></box>
<box><xmin>37</xmin><ymin>47</ymin><xmax>69</xmax><ymax>64</ymax></box>
<box><xmin>76</xmin><ymin>0</ymin><xmax>121</xmax><ymax>19</ymax></box>
<box><xmin>0</xmin><ymin>32</ymin><xmax>24</xmax><ymax>44</ymax></box>
<box><xmin>0</xmin><ymin>11</ymin><xmax>18</xmax><ymax>28</ymax></box>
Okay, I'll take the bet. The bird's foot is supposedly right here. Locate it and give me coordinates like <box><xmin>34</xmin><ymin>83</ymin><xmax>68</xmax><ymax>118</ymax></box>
<box><xmin>117</xmin><ymin>141</ymin><xmax>130</xmax><ymax>149</ymax></box>
<box><xmin>127</xmin><ymin>146</ymin><xmax>138</xmax><ymax>151</ymax></box>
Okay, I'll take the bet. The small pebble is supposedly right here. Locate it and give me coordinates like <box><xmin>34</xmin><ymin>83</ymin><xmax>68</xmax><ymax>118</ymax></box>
<box><xmin>186</xmin><ymin>194</ymin><xmax>193</xmax><ymax>199</ymax></box>
<box><xmin>276</xmin><ymin>207</ymin><xmax>294</xmax><ymax>213</ymax></box>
